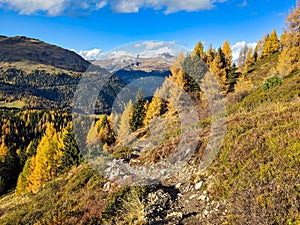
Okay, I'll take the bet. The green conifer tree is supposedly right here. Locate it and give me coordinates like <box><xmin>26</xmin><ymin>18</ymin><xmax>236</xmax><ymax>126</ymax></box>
<box><xmin>129</xmin><ymin>89</ymin><xmax>146</xmax><ymax>132</ymax></box>
<box><xmin>59</xmin><ymin>123</ymin><xmax>83</xmax><ymax>173</ymax></box>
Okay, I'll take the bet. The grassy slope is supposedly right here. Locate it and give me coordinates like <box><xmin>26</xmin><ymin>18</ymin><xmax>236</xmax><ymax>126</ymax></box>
<box><xmin>0</xmin><ymin>54</ymin><xmax>299</xmax><ymax>225</ymax></box>
<box><xmin>209</xmin><ymin>67</ymin><xmax>300</xmax><ymax>224</ymax></box>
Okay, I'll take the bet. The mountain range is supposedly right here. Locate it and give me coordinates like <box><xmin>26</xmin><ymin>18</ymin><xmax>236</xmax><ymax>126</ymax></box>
<box><xmin>0</xmin><ymin>35</ymin><xmax>172</xmax><ymax>112</ymax></box>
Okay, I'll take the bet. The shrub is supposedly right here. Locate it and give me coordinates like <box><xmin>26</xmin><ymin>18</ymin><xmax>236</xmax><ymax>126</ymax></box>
<box><xmin>263</xmin><ymin>75</ymin><xmax>282</xmax><ymax>90</ymax></box>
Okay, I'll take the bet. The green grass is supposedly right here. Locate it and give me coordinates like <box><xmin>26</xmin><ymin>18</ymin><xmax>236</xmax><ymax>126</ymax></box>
<box><xmin>0</xmin><ymin>166</ymin><xmax>108</xmax><ymax>225</ymax></box>
<box><xmin>209</xmin><ymin>69</ymin><xmax>300</xmax><ymax>224</ymax></box>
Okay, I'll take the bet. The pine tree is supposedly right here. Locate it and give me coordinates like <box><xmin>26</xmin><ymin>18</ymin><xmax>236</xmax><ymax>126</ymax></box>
<box><xmin>129</xmin><ymin>89</ymin><xmax>146</xmax><ymax>132</ymax></box>
<box><xmin>182</xmin><ymin>54</ymin><xmax>204</xmax><ymax>93</ymax></box>
<box><xmin>59</xmin><ymin>123</ymin><xmax>83</xmax><ymax>173</ymax></box>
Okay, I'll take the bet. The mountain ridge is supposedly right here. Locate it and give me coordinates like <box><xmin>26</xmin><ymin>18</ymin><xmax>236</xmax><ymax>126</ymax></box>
<box><xmin>0</xmin><ymin>35</ymin><xmax>90</xmax><ymax>72</ymax></box>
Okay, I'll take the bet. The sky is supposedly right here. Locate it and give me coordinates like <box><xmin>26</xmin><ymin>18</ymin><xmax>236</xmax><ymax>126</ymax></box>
<box><xmin>0</xmin><ymin>0</ymin><xmax>297</xmax><ymax>60</ymax></box>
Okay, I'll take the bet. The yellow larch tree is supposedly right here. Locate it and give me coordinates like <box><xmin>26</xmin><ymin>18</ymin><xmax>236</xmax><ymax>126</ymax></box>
<box><xmin>277</xmin><ymin>1</ymin><xmax>300</xmax><ymax>75</ymax></box>
<box><xmin>28</xmin><ymin>123</ymin><xmax>63</xmax><ymax>193</ymax></box>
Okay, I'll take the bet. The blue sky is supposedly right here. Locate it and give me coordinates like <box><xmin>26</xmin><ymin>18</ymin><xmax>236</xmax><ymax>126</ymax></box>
<box><xmin>0</xmin><ymin>0</ymin><xmax>297</xmax><ymax>57</ymax></box>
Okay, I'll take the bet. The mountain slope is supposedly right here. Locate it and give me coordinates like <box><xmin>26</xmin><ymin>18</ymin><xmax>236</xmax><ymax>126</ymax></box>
<box><xmin>0</xmin><ymin>36</ymin><xmax>125</xmax><ymax>112</ymax></box>
<box><xmin>0</xmin><ymin>36</ymin><xmax>90</xmax><ymax>72</ymax></box>
<box><xmin>0</xmin><ymin>52</ymin><xmax>299</xmax><ymax>224</ymax></box>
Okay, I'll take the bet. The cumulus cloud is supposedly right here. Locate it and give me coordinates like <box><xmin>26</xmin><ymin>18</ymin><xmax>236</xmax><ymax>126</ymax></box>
<box><xmin>139</xmin><ymin>46</ymin><xmax>176</xmax><ymax>58</ymax></box>
<box><xmin>105</xmin><ymin>50</ymin><xmax>136</xmax><ymax>59</ymax></box>
<box><xmin>0</xmin><ymin>0</ymin><xmax>106</xmax><ymax>15</ymax></box>
<box><xmin>0</xmin><ymin>0</ymin><xmax>228</xmax><ymax>15</ymax></box>
<box><xmin>0</xmin><ymin>0</ymin><xmax>65</xmax><ymax>15</ymax></box>
<box><xmin>110</xmin><ymin>0</ymin><xmax>227</xmax><ymax>14</ymax></box>
<box><xmin>231</xmin><ymin>41</ymin><xmax>257</xmax><ymax>63</ymax></box>
<box><xmin>78</xmin><ymin>45</ymin><xmax>176</xmax><ymax>60</ymax></box>
<box><xmin>135</xmin><ymin>41</ymin><xmax>165</xmax><ymax>50</ymax></box>
<box><xmin>78</xmin><ymin>48</ymin><xmax>103</xmax><ymax>60</ymax></box>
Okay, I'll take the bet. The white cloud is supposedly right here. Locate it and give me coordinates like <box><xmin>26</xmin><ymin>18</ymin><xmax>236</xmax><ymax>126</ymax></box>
<box><xmin>0</xmin><ymin>0</ymin><xmax>106</xmax><ymax>15</ymax></box>
<box><xmin>231</xmin><ymin>41</ymin><xmax>257</xmax><ymax>63</ymax></box>
<box><xmin>134</xmin><ymin>43</ymin><xmax>142</xmax><ymax>48</ymax></box>
<box><xmin>0</xmin><ymin>0</ymin><xmax>66</xmax><ymax>15</ymax></box>
<box><xmin>78</xmin><ymin>48</ymin><xmax>103</xmax><ymax>60</ymax></box>
<box><xmin>0</xmin><ymin>0</ymin><xmax>228</xmax><ymax>15</ymax></box>
<box><xmin>139</xmin><ymin>46</ymin><xmax>176</xmax><ymax>58</ymax></box>
<box><xmin>96</xmin><ymin>0</ymin><xmax>107</xmax><ymax>9</ymax></box>
<box><xmin>106</xmin><ymin>50</ymin><xmax>136</xmax><ymax>59</ymax></box>
<box><xmin>134</xmin><ymin>41</ymin><xmax>165</xmax><ymax>50</ymax></box>
<box><xmin>110</xmin><ymin>0</ymin><xmax>228</xmax><ymax>14</ymax></box>
<box><xmin>77</xmin><ymin>45</ymin><xmax>176</xmax><ymax>60</ymax></box>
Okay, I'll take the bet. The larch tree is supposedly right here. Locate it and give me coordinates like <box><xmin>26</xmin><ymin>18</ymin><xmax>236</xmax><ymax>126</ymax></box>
<box><xmin>203</xmin><ymin>46</ymin><xmax>215</xmax><ymax>67</ymax></box>
<box><xmin>238</xmin><ymin>44</ymin><xmax>248</xmax><ymax>71</ymax></box>
<box><xmin>118</xmin><ymin>99</ymin><xmax>133</xmax><ymax>144</ymax></box>
<box><xmin>144</xmin><ymin>89</ymin><xmax>168</xmax><ymax>126</ymax></box>
<box><xmin>222</xmin><ymin>40</ymin><xmax>233</xmax><ymax>69</ymax></box>
<box><xmin>0</xmin><ymin>142</ymin><xmax>9</xmax><ymax>163</ymax></box>
<box><xmin>86</xmin><ymin>121</ymin><xmax>100</xmax><ymax>147</ymax></box>
<box><xmin>243</xmin><ymin>47</ymin><xmax>254</xmax><ymax>74</ymax></box>
<box><xmin>193</xmin><ymin>41</ymin><xmax>205</xmax><ymax>58</ymax></box>
<box><xmin>15</xmin><ymin>157</ymin><xmax>32</xmax><ymax>196</ymax></box>
<box><xmin>28</xmin><ymin>123</ymin><xmax>63</xmax><ymax>193</ymax></box>
<box><xmin>210</xmin><ymin>48</ymin><xmax>228</xmax><ymax>93</ymax></box>
<box><xmin>254</xmin><ymin>34</ymin><xmax>267</xmax><ymax>61</ymax></box>
<box><xmin>97</xmin><ymin>115</ymin><xmax>115</xmax><ymax>146</ymax></box>
<box><xmin>262</xmin><ymin>29</ymin><xmax>280</xmax><ymax>57</ymax></box>
<box><xmin>277</xmin><ymin>1</ymin><xmax>300</xmax><ymax>75</ymax></box>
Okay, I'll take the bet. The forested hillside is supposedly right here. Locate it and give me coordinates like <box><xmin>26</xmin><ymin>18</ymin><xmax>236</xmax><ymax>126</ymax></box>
<box><xmin>0</xmin><ymin>36</ymin><xmax>125</xmax><ymax>111</ymax></box>
<box><xmin>0</xmin><ymin>2</ymin><xmax>299</xmax><ymax>225</ymax></box>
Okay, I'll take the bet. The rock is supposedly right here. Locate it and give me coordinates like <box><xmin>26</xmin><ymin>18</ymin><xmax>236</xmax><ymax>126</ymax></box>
<box><xmin>103</xmin><ymin>182</ymin><xmax>111</xmax><ymax>191</ymax></box>
<box><xmin>189</xmin><ymin>194</ymin><xmax>197</xmax><ymax>200</ymax></box>
<box><xmin>203</xmin><ymin>209</ymin><xmax>209</xmax><ymax>216</ymax></box>
<box><xmin>203</xmin><ymin>190</ymin><xmax>207</xmax><ymax>195</ymax></box>
<box><xmin>195</xmin><ymin>181</ymin><xmax>203</xmax><ymax>190</ymax></box>
<box><xmin>144</xmin><ymin>187</ymin><xmax>182</xmax><ymax>225</ymax></box>
<box><xmin>166</xmin><ymin>211</ymin><xmax>183</xmax><ymax>219</ymax></box>
<box><xmin>198</xmin><ymin>195</ymin><xmax>206</xmax><ymax>201</ymax></box>
<box><xmin>175</xmin><ymin>183</ymin><xmax>182</xmax><ymax>189</ymax></box>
